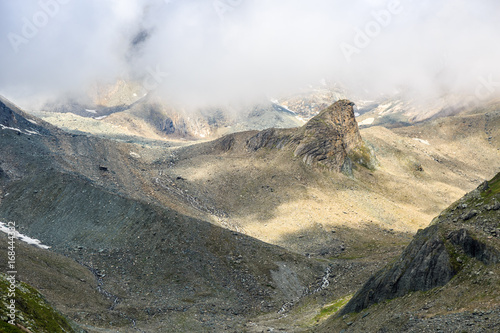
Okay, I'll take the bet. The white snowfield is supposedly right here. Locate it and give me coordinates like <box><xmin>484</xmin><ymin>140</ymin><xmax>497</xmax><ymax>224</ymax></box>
<box><xmin>0</xmin><ymin>221</ymin><xmax>51</xmax><ymax>249</ymax></box>
<box><xmin>358</xmin><ymin>117</ymin><xmax>375</xmax><ymax>126</ymax></box>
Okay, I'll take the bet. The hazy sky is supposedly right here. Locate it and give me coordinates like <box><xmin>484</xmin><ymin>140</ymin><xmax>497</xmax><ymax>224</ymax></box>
<box><xmin>1</xmin><ymin>0</ymin><xmax>499</xmax><ymax>108</ymax></box>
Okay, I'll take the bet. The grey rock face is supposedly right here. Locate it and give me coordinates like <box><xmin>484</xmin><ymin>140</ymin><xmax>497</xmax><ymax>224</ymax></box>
<box><xmin>246</xmin><ymin>128</ymin><xmax>294</xmax><ymax>151</ymax></box>
<box><xmin>461</xmin><ymin>210</ymin><xmax>478</xmax><ymax>221</ymax></box>
<box><xmin>214</xmin><ymin>135</ymin><xmax>235</xmax><ymax>152</ymax></box>
<box><xmin>448</xmin><ymin>229</ymin><xmax>500</xmax><ymax>265</ymax></box>
<box><xmin>339</xmin><ymin>225</ymin><xmax>455</xmax><ymax>315</ymax></box>
<box><xmin>339</xmin><ymin>173</ymin><xmax>500</xmax><ymax>316</ymax></box>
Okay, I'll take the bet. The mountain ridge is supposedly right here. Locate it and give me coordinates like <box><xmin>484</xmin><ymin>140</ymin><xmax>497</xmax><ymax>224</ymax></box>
<box><xmin>0</xmin><ymin>94</ymin><xmax>332</xmax><ymax>332</ymax></box>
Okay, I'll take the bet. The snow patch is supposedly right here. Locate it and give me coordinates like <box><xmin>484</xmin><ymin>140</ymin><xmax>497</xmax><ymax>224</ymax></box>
<box><xmin>0</xmin><ymin>222</ymin><xmax>51</xmax><ymax>249</ymax></box>
<box><xmin>85</xmin><ymin>109</ymin><xmax>97</xmax><ymax>114</ymax></box>
<box><xmin>0</xmin><ymin>124</ymin><xmax>22</xmax><ymax>132</ymax></box>
<box><xmin>94</xmin><ymin>116</ymin><xmax>108</xmax><ymax>120</ymax></box>
<box><xmin>358</xmin><ymin>118</ymin><xmax>375</xmax><ymax>126</ymax></box>
<box><xmin>129</xmin><ymin>152</ymin><xmax>141</xmax><ymax>159</ymax></box>
<box><xmin>295</xmin><ymin>116</ymin><xmax>308</xmax><ymax>123</ymax></box>
<box><xmin>1</xmin><ymin>124</ymin><xmax>40</xmax><ymax>135</ymax></box>
<box><xmin>413</xmin><ymin>138</ymin><xmax>430</xmax><ymax>145</ymax></box>
<box><xmin>271</xmin><ymin>100</ymin><xmax>297</xmax><ymax>114</ymax></box>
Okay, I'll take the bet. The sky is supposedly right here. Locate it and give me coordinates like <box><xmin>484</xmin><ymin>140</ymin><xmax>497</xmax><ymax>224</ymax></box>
<box><xmin>1</xmin><ymin>0</ymin><xmax>499</xmax><ymax>109</ymax></box>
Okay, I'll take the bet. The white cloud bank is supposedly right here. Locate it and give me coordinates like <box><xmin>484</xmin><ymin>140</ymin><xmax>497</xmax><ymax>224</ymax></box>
<box><xmin>0</xmin><ymin>0</ymin><xmax>499</xmax><ymax>108</ymax></box>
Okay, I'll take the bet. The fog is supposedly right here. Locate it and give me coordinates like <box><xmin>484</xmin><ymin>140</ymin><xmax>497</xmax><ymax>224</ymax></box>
<box><xmin>1</xmin><ymin>0</ymin><xmax>499</xmax><ymax>109</ymax></box>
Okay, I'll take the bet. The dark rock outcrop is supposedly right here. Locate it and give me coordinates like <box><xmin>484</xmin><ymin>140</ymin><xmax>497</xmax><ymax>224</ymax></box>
<box><xmin>246</xmin><ymin>128</ymin><xmax>293</xmax><ymax>151</ymax></box>
<box><xmin>339</xmin><ymin>172</ymin><xmax>500</xmax><ymax>315</ymax></box>
<box><xmin>160</xmin><ymin>117</ymin><xmax>176</xmax><ymax>134</ymax></box>
<box><xmin>245</xmin><ymin>100</ymin><xmax>365</xmax><ymax>172</ymax></box>
<box><xmin>215</xmin><ymin>135</ymin><xmax>235</xmax><ymax>152</ymax></box>
<box><xmin>339</xmin><ymin>225</ymin><xmax>455</xmax><ymax>315</ymax></box>
<box><xmin>448</xmin><ymin>229</ymin><xmax>500</xmax><ymax>265</ymax></box>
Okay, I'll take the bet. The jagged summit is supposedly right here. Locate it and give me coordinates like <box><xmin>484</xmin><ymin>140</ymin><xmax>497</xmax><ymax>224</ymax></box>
<box><xmin>305</xmin><ymin>99</ymin><xmax>362</xmax><ymax>150</ymax></box>
<box><xmin>293</xmin><ymin>99</ymin><xmax>363</xmax><ymax>170</ymax></box>
<box><xmin>245</xmin><ymin>99</ymin><xmax>369</xmax><ymax>172</ymax></box>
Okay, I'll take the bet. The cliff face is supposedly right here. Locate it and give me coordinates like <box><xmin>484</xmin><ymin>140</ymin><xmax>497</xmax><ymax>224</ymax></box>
<box><xmin>245</xmin><ymin>100</ymin><xmax>366</xmax><ymax>172</ymax></box>
<box><xmin>339</xmin><ymin>172</ymin><xmax>500</xmax><ymax>316</ymax></box>
<box><xmin>339</xmin><ymin>225</ymin><xmax>456</xmax><ymax>315</ymax></box>
<box><xmin>294</xmin><ymin>100</ymin><xmax>363</xmax><ymax>171</ymax></box>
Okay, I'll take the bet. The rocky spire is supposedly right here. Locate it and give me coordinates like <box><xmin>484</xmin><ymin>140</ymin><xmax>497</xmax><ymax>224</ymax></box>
<box><xmin>246</xmin><ymin>99</ymin><xmax>365</xmax><ymax>172</ymax></box>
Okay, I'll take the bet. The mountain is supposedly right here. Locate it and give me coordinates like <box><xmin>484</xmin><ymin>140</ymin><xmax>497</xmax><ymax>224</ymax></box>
<box><xmin>0</xmin><ymin>97</ymin><xmax>55</xmax><ymax>136</ymax></box>
<box><xmin>31</xmin><ymin>79</ymin><xmax>500</xmax><ymax>144</ymax></box>
<box><xmin>274</xmin><ymin>83</ymin><xmax>491</xmax><ymax>124</ymax></box>
<box><xmin>36</xmin><ymin>92</ymin><xmax>304</xmax><ymax>141</ymax></box>
<box><xmin>320</xmin><ymin>173</ymin><xmax>500</xmax><ymax>332</ymax></box>
<box><xmin>0</xmin><ymin>95</ymin><xmax>333</xmax><ymax>331</ymax></box>
<box><xmin>1</xmin><ymin>92</ymin><xmax>499</xmax><ymax>332</ymax></box>
<box><xmin>275</xmin><ymin>83</ymin><xmax>349</xmax><ymax>120</ymax></box>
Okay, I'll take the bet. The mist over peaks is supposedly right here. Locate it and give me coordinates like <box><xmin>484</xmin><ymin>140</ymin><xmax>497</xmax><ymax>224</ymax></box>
<box><xmin>1</xmin><ymin>0</ymin><xmax>499</xmax><ymax>109</ymax></box>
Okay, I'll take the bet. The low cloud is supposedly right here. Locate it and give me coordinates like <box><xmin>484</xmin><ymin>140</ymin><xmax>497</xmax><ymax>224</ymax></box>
<box><xmin>1</xmin><ymin>0</ymin><xmax>499</xmax><ymax>109</ymax></box>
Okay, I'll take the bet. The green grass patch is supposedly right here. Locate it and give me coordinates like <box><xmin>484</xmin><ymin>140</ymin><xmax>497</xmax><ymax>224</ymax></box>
<box><xmin>0</xmin><ymin>274</ymin><xmax>75</xmax><ymax>333</ymax></box>
<box><xmin>348</xmin><ymin>143</ymin><xmax>377</xmax><ymax>171</ymax></box>
<box><xmin>481</xmin><ymin>172</ymin><xmax>500</xmax><ymax>199</ymax></box>
<box><xmin>312</xmin><ymin>295</ymin><xmax>353</xmax><ymax>322</ymax></box>
<box><xmin>0</xmin><ymin>320</ymin><xmax>26</xmax><ymax>333</ymax></box>
<box><xmin>442</xmin><ymin>235</ymin><xmax>467</xmax><ymax>273</ymax></box>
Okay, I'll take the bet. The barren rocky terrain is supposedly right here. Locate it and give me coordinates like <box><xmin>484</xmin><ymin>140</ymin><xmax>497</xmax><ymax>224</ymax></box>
<box><xmin>0</xmin><ymin>94</ymin><xmax>498</xmax><ymax>332</ymax></box>
<box><xmin>320</xmin><ymin>173</ymin><xmax>500</xmax><ymax>332</ymax></box>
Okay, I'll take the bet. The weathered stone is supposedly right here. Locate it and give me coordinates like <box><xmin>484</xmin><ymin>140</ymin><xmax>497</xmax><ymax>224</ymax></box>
<box><xmin>448</xmin><ymin>229</ymin><xmax>500</xmax><ymax>265</ymax></box>
<box><xmin>214</xmin><ymin>135</ymin><xmax>235</xmax><ymax>152</ymax></box>
<box><xmin>478</xmin><ymin>180</ymin><xmax>489</xmax><ymax>192</ymax></box>
<box><xmin>461</xmin><ymin>210</ymin><xmax>478</xmax><ymax>221</ymax></box>
<box><xmin>0</xmin><ymin>97</ymin><xmax>52</xmax><ymax>135</ymax></box>
<box><xmin>245</xmin><ymin>100</ymin><xmax>367</xmax><ymax>172</ymax></box>
<box><xmin>339</xmin><ymin>225</ymin><xmax>455</xmax><ymax>315</ymax></box>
